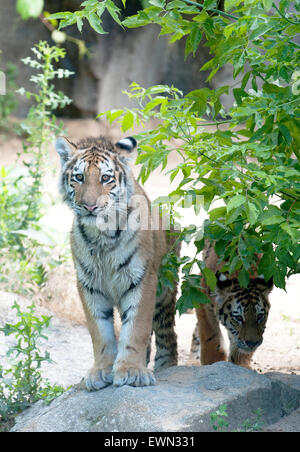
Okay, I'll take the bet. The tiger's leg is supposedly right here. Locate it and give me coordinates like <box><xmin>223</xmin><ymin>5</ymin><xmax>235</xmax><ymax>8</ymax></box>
<box><xmin>196</xmin><ymin>303</ymin><xmax>227</xmax><ymax>365</ymax></box>
<box><xmin>146</xmin><ymin>337</ymin><xmax>152</xmax><ymax>366</ymax></box>
<box><xmin>113</xmin><ymin>270</ymin><xmax>157</xmax><ymax>387</ymax></box>
<box><xmin>78</xmin><ymin>285</ymin><xmax>117</xmax><ymax>391</ymax></box>
<box><xmin>153</xmin><ymin>287</ymin><xmax>178</xmax><ymax>371</ymax></box>
<box><xmin>190</xmin><ymin>323</ymin><xmax>201</xmax><ymax>360</ymax></box>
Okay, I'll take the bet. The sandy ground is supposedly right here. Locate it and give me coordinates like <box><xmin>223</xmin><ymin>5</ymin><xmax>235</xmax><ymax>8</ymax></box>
<box><xmin>0</xmin><ymin>119</ymin><xmax>299</xmax><ymax>432</ymax></box>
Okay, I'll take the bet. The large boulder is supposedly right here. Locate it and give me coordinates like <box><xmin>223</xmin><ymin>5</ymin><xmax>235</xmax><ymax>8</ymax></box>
<box><xmin>10</xmin><ymin>362</ymin><xmax>300</xmax><ymax>432</ymax></box>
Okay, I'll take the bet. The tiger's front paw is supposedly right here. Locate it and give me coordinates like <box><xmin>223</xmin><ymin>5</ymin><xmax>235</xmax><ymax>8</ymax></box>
<box><xmin>85</xmin><ymin>365</ymin><xmax>113</xmax><ymax>391</ymax></box>
<box><xmin>113</xmin><ymin>366</ymin><xmax>156</xmax><ymax>388</ymax></box>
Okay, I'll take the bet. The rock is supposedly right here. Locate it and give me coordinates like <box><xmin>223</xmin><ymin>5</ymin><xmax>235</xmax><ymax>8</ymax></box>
<box><xmin>263</xmin><ymin>407</ymin><xmax>300</xmax><ymax>432</ymax></box>
<box><xmin>10</xmin><ymin>362</ymin><xmax>300</xmax><ymax>432</ymax></box>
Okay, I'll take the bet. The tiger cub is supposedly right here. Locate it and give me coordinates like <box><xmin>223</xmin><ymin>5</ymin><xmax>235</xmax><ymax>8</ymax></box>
<box><xmin>55</xmin><ymin>135</ymin><xmax>178</xmax><ymax>390</ymax></box>
<box><xmin>191</xmin><ymin>241</ymin><xmax>273</xmax><ymax>369</ymax></box>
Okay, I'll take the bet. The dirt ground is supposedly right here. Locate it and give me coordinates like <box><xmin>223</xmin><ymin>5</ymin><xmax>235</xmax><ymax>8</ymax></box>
<box><xmin>0</xmin><ymin>119</ymin><xmax>299</xmax><ymax>431</ymax></box>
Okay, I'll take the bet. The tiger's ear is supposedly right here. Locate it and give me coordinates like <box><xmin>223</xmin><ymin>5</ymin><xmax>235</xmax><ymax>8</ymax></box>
<box><xmin>216</xmin><ymin>271</ymin><xmax>233</xmax><ymax>290</ymax></box>
<box><xmin>115</xmin><ymin>137</ymin><xmax>137</xmax><ymax>163</ymax></box>
<box><xmin>55</xmin><ymin>137</ymin><xmax>77</xmax><ymax>165</ymax></box>
<box><xmin>255</xmin><ymin>275</ymin><xmax>274</xmax><ymax>293</ymax></box>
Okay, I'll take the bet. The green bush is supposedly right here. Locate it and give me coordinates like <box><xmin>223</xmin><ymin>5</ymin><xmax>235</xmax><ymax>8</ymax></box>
<box><xmin>17</xmin><ymin>41</ymin><xmax>73</xmax><ymax>229</ymax></box>
<box><xmin>0</xmin><ymin>41</ymin><xmax>73</xmax><ymax>292</ymax></box>
<box><xmin>0</xmin><ymin>61</ymin><xmax>18</xmax><ymax>130</ymax></box>
<box><xmin>0</xmin><ymin>166</ymin><xmax>33</xmax><ymax>252</ymax></box>
<box><xmin>0</xmin><ymin>301</ymin><xmax>65</xmax><ymax>428</ymax></box>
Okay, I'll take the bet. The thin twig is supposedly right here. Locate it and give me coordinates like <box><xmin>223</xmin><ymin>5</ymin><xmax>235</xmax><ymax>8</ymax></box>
<box><xmin>180</xmin><ymin>0</ymin><xmax>239</xmax><ymax>20</ymax></box>
<box><xmin>272</xmin><ymin>2</ymin><xmax>300</xmax><ymax>26</ymax></box>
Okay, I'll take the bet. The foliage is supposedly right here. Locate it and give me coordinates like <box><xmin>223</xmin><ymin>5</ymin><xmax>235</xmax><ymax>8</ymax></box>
<box><xmin>0</xmin><ymin>61</ymin><xmax>18</xmax><ymax>130</ymax></box>
<box><xmin>48</xmin><ymin>0</ymin><xmax>127</xmax><ymax>34</ymax></box>
<box><xmin>47</xmin><ymin>1</ymin><xmax>299</xmax><ymax>312</ymax></box>
<box><xmin>210</xmin><ymin>404</ymin><xmax>265</xmax><ymax>432</ymax></box>
<box><xmin>238</xmin><ymin>408</ymin><xmax>264</xmax><ymax>432</ymax></box>
<box><xmin>0</xmin><ymin>166</ymin><xmax>38</xmax><ymax>253</ymax></box>
<box><xmin>0</xmin><ymin>164</ymin><xmax>70</xmax><ymax>294</ymax></box>
<box><xmin>0</xmin><ymin>41</ymin><xmax>72</xmax><ymax>293</ymax></box>
<box><xmin>210</xmin><ymin>404</ymin><xmax>229</xmax><ymax>431</ymax></box>
<box><xmin>0</xmin><ymin>301</ymin><xmax>65</xmax><ymax>426</ymax></box>
<box><xmin>15</xmin><ymin>41</ymin><xmax>72</xmax><ymax>249</ymax></box>
<box><xmin>16</xmin><ymin>0</ymin><xmax>44</xmax><ymax>20</ymax></box>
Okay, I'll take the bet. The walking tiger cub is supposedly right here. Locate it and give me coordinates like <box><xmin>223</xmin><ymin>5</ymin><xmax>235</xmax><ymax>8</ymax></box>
<box><xmin>56</xmin><ymin>135</ymin><xmax>178</xmax><ymax>390</ymax></box>
<box><xmin>191</xmin><ymin>241</ymin><xmax>273</xmax><ymax>369</ymax></box>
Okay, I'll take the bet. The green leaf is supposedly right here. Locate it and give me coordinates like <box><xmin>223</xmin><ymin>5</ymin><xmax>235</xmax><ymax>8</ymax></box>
<box><xmin>102</xmin><ymin>109</ymin><xmax>124</xmax><ymax>124</ymax></box>
<box><xmin>121</xmin><ymin>111</ymin><xmax>135</xmax><ymax>131</ymax></box>
<box><xmin>144</xmin><ymin>97</ymin><xmax>167</xmax><ymax>112</ymax></box>
<box><xmin>209</xmin><ymin>206</ymin><xmax>227</xmax><ymax>221</ymax></box>
<box><xmin>226</xmin><ymin>195</ymin><xmax>246</xmax><ymax>212</ymax></box>
<box><xmin>261</xmin><ymin>216</ymin><xmax>284</xmax><ymax>225</ymax></box>
<box><xmin>278</xmin><ymin>124</ymin><xmax>292</xmax><ymax>145</ymax></box>
<box><xmin>262</xmin><ymin>0</ymin><xmax>273</xmax><ymax>11</ymax></box>
<box><xmin>46</xmin><ymin>12</ymin><xmax>72</xmax><ymax>20</ymax></box>
<box><xmin>202</xmin><ymin>267</ymin><xmax>217</xmax><ymax>291</ymax></box>
<box><xmin>249</xmin><ymin>22</ymin><xmax>273</xmax><ymax>40</ymax></box>
<box><xmin>122</xmin><ymin>13</ymin><xmax>151</xmax><ymax>28</ymax></box>
<box><xmin>245</xmin><ymin>202</ymin><xmax>259</xmax><ymax>225</ymax></box>
<box><xmin>88</xmin><ymin>12</ymin><xmax>108</xmax><ymax>34</ymax></box>
<box><xmin>149</xmin><ymin>0</ymin><xmax>166</xmax><ymax>7</ymax></box>
<box><xmin>186</xmin><ymin>89</ymin><xmax>207</xmax><ymax>115</ymax></box>
<box><xmin>185</xmin><ymin>25</ymin><xmax>202</xmax><ymax>58</ymax></box>
<box><xmin>76</xmin><ymin>15</ymin><xmax>83</xmax><ymax>32</ymax></box>
<box><xmin>280</xmin><ymin>223</ymin><xmax>298</xmax><ymax>241</ymax></box>
<box><xmin>224</xmin><ymin>0</ymin><xmax>243</xmax><ymax>11</ymax></box>
<box><xmin>258</xmin><ymin>248</ymin><xmax>275</xmax><ymax>281</ymax></box>
<box><xmin>176</xmin><ymin>286</ymin><xmax>211</xmax><ymax>315</ymax></box>
<box><xmin>238</xmin><ymin>268</ymin><xmax>249</xmax><ymax>288</ymax></box>
<box><xmin>233</xmin><ymin>88</ymin><xmax>247</xmax><ymax>106</ymax></box>
<box><xmin>106</xmin><ymin>1</ymin><xmax>122</xmax><ymax>26</ymax></box>
<box><xmin>16</xmin><ymin>0</ymin><xmax>44</xmax><ymax>19</ymax></box>
<box><xmin>97</xmin><ymin>2</ymin><xmax>106</xmax><ymax>17</ymax></box>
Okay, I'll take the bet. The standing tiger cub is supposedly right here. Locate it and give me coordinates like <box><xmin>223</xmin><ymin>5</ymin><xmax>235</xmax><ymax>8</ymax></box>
<box><xmin>56</xmin><ymin>135</ymin><xmax>178</xmax><ymax>390</ymax></box>
<box><xmin>191</xmin><ymin>241</ymin><xmax>273</xmax><ymax>369</ymax></box>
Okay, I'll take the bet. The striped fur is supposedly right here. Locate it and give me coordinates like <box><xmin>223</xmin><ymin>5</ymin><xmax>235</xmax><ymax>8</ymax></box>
<box><xmin>56</xmin><ymin>135</ymin><xmax>178</xmax><ymax>390</ymax></box>
<box><xmin>191</xmin><ymin>241</ymin><xmax>273</xmax><ymax>369</ymax></box>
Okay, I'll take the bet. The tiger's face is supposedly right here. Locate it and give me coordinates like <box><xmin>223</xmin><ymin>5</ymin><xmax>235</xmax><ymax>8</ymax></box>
<box><xmin>215</xmin><ymin>273</ymin><xmax>272</xmax><ymax>354</ymax></box>
<box><xmin>55</xmin><ymin>136</ymin><xmax>136</xmax><ymax>224</ymax></box>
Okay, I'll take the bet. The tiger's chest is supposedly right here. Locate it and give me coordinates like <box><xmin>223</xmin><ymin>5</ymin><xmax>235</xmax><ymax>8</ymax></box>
<box><xmin>71</xmin><ymin>223</ymin><xmax>145</xmax><ymax>303</ymax></box>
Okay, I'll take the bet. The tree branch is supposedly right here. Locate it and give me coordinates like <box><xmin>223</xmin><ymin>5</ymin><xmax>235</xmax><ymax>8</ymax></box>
<box><xmin>272</xmin><ymin>2</ymin><xmax>300</xmax><ymax>26</ymax></box>
<box><xmin>180</xmin><ymin>0</ymin><xmax>239</xmax><ymax>20</ymax></box>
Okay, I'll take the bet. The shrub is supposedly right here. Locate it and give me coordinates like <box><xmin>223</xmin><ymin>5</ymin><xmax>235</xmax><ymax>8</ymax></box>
<box><xmin>0</xmin><ymin>301</ymin><xmax>65</xmax><ymax>429</ymax></box>
<box><xmin>0</xmin><ymin>41</ymin><xmax>73</xmax><ymax>293</ymax></box>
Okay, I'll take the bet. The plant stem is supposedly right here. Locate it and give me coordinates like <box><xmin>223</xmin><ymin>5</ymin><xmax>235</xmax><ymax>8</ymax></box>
<box><xmin>197</xmin><ymin>119</ymin><xmax>234</xmax><ymax>126</ymax></box>
<box><xmin>180</xmin><ymin>0</ymin><xmax>239</xmax><ymax>20</ymax></box>
<box><xmin>272</xmin><ymin>2</ymin><xmax>300</xmax><ymax>26</ymax></box>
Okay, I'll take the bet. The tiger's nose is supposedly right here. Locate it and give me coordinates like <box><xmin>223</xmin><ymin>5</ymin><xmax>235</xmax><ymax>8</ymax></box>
<box><xmin>245</xmin><ymin>340</ymin><xmax>262</xmax><ymax>349</ymax></box>
<box><xmin>83</xmin><ymin>203</ymin><xmax>98</xmax><ymax>212</ymax></box>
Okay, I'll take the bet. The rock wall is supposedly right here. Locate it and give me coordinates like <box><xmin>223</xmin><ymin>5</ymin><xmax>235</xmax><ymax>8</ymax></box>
<box><xmin>0</xmin><ymin>0</ymin><xmax>211</xmax><ymax>117</ymax></box>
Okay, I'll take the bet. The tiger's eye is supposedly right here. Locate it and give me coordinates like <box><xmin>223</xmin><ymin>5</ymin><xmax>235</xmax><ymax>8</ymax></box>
<box><xmin>234</xmin><ymin>315</ymin><xmax>243</xmax><ymax>323</ymax></box>
<box><xmin>257</xmin><ymin>313</ymin><xmax>264</xmax><ymax>322</ymax></box>
<box><xmin>75</xmin><ymin>174</ymin><xmax>84</xmax><ymax>182</ymax></box>
<box><xmin>102</xmin><ymin>174</ymin><xmax>110</xmax><ymax>182</ymax></box>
